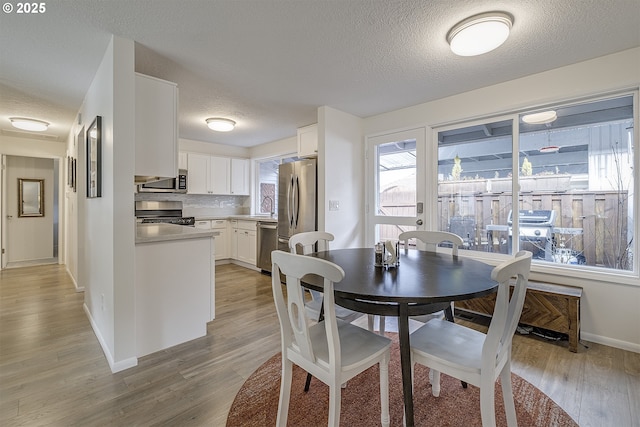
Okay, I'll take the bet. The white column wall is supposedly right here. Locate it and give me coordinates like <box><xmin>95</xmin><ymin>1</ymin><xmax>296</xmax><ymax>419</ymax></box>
<box><xmin>318</xmin><ymin>106</ymin><xmax>364</xmax><ymax>248</ymax></box>
<box><xmin>79</xmin><ymin>36</ymin><xmax>137</xmax><ymax>372</ymax></box>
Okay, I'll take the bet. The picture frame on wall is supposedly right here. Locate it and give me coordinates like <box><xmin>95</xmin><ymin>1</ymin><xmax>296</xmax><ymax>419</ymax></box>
<box><xmin>86</xmin><ymin>116</ymin><xmax>102</xmax><ymax>198</ymax></box>
<box><xmin>67</xmin><ymin>156</ymin><xmax>72</xmax><ymax>187</ymax></box>
<box><xmin>72</xmin><ymin>158</ymin><xmax>77</xmax><ymax>192</ymax></box>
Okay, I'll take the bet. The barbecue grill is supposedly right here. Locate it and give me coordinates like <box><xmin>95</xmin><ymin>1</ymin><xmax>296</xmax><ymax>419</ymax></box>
<box><xmin>508</xmin><ymin>209</ymin><xmax>556</xmax><ymax>261</ymax></box>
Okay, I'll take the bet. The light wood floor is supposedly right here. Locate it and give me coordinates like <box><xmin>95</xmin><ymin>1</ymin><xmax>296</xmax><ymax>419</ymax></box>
<box><xmin>1</xmin><ymin>264</ymin><xmax>638</xmax><ymax>426</ymax></box>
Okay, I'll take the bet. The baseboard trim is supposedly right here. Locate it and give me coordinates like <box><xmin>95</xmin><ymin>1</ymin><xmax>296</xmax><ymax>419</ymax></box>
<box><xmin>581</xmin><ymin>331</ymin><xmax>640</xmax><ymax>354</ymax></box>
<box><xmin>229</xmin><ymin>260</ymin><xmax>260</xmax><ymax>271</ymax></box>
<box><xmin>66</xmin><ymin>266</ymin><xmax>84</xmax><ymax>292</ymax></box>
<box><xmin>83</xmin><ymin>303</ymin><xmax>138</xmax><ymax>373</ymax></box>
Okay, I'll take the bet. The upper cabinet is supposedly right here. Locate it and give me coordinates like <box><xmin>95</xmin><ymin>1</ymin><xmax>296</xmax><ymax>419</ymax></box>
<box><xmin>186</xmin><ymin>153</ymin><xmax>248</xmax><ymax>195</ymax></box>
<box><xmin>230</xmin><ymin>158</ymin><xmax>250</xmax><ymax>195</ymax></box>
<box><xmin>297</xmin><ymin>123</ymin><xmax>318</xmax><ymax>157</ymax></box>
<box><xmin>210</xmin><ymin>156</ymin><xmax>231</xmax><ymax>194</ymax></box>
<box><xmin>135</xmin><ymin>73</ymin><xmax>178</xmax><ymax>179</ymax></box>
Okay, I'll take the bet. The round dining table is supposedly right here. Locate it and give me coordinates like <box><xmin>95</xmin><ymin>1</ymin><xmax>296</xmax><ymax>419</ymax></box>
<box><xmin>306</xmin><ymin>247</ymin><xmax>497</xmax><ymax>427</ymax></box>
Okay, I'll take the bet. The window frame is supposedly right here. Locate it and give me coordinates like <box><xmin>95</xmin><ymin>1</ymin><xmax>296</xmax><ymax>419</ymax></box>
<box><xmin>429</xmin><ymin>90</ymin><xmax>639</xmax><ymax>285</ymax></box>
<box><xmin>253</xmin><ymin>153</ymin><xmax>299</xmax><ymax>215</ymax></box>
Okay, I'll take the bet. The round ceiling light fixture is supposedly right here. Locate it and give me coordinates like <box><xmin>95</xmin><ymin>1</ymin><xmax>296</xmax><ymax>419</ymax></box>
<box><xmin>522</xmin><ymin>110</ymin><xmax>557</xmax><ymax>125</ymax></box>
<box><xmin>539</xmin><ymin>145</ymin><xmax>560</xmax><ymax>153</ymax></box>
<box><xmin>447</xmin><ymin>12</ymin><xmax>513</xmax><ymax>56</ymax></box>
<box><xmin>9</xmin><ymin>117</ymin><xmax>50</xmax><ymax>132</ymax></box>
<box><xmin>206</xmin><ymin>117</ymin><xmax>236</xmax><ymax>132</ymax></box>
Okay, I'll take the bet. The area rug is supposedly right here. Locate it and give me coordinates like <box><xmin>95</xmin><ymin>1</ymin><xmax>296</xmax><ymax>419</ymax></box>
<box><xmin>227</xmin><ymin>334</ymin><xmax>578</xmax><ymax>426</ymax></box>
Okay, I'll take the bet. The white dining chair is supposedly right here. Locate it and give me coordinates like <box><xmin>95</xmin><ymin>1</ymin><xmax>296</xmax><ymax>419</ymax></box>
<box><xmin>372</xmin><ymin>231</ymin><xmax>464</xmax><ymax>335</ymax></box>
<box><xmin>289</xmin><ymin>231</ymin><xmax>368</xmax><ymax>392</ymax></box>
<box><xmin>271</xmin><ymin>250</ymin><xmax>392</xmax><ymax>427</ymax></box>
<box><xmin>288</xmin><ymin>231</ymin><xmax>364</xmax><ymax>323</ymax></box>
<box><xmin>410</xmin><ymin>250</ymin><xmax>532</xmax><ymax>427</ymax></box>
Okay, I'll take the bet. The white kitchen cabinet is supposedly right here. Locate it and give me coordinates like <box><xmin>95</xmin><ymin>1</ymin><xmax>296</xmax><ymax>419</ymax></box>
<box><xmin>230</xmin><ymin>158</ymin><xmax>250</xmax><ymax>195</ymax></box>
<box><xmin>210</xmin><ymin>156</ymin><xmax>231</xmax><ymax>194</ymax></box>
<box><xmin>186</xmin><ymin>154</ymin><xmax>249</xmax><ymax>195</ymax></box>
<box><xmin>195</xmin><ymin>219</ymin><xmax>229</xmax><ymax>260</ymax></box>
<box><xmin>194</xmin><ymin>219</ymin><xmax>211</xmax><ymax>229</ymax></box>
<box><xmin>178</xmin><ymin>152</ymin><xmax>188</xmax><ymax>170</ymax></box>
<box><xmin>187</xmin><ymin>153</ymin><xmax>209</xmax><ymax>194</ymax></box>
<box><xmin>211</xmin><ymin>219</ymin><xmax>229</xmax><ymax>260</ymax></box>
<box><xmin>297</xmin><ymin>123</ymin><xmax>318</xmax><ymax>158</ymax></box>
<box><xmin>230</xmin><ymin>220</ymin><xmax>256</xmax><ymax>266</ymax></box>
<box><xmin>135</xmin><ymin>73</ymin><xmax>178</xmax><ymax>178</ymax></box>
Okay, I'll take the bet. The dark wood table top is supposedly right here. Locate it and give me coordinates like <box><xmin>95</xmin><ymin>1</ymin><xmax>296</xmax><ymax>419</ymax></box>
<box><xmin>307</xmin><ymin>247</ymin><xmax>497</xmax><ymax>305</ymax></box>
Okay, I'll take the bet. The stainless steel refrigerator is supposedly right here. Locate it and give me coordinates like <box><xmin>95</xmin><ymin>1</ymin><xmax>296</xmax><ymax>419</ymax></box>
<box><xmin>277</xmin><ymin>158</ymin><xmax>317</xmax><ymax>252</ymax></box>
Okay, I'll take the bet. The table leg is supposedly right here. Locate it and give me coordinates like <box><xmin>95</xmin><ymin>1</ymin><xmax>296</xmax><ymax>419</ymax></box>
<box><xmin>398</xmin><ymin>303</ymin><xmax>414</xmax><ymax>427</ymax></box>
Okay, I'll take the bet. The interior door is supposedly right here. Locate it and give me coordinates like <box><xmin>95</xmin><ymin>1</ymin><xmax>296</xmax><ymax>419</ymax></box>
<box><xmin>365</xmin><ymin>128</ymin><xmax>426</xmax><ymax>246</ymax></box>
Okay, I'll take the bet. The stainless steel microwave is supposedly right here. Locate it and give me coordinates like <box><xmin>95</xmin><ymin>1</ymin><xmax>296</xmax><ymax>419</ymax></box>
<box><xmin>138</xmin><ymin>169</ymin><xmax>187</xmax><ymax>193</ymax></box>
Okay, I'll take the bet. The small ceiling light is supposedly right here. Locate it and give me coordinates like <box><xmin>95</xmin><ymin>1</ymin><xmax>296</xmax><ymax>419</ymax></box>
<box><xmin>539</xmin><ymin>145</ymin><xmax>560</xmax><ymax>153</ymax></box>
<box><xmin>206</xmin><ymin>117</ymin><xmax>236</xmax><ymax>132</ymax></box>
<box><xmin>522</xmin><ymin>110</ymin><xmax>557</xmax><ymax>124</ymax></box>
<box><xmin>9</xmin><ymin>117</ymin><xmax>49</xmax><ymax>132</ymax></box>
<box><xmin>447</xmin><ymin>12</ymin><xmax>513</xmax><ymax>56</ymax></box>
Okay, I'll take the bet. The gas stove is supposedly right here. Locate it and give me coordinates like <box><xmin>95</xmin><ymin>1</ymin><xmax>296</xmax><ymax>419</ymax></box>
<box><xmin>135</xmin><ymin>200</ymin><xmax>195</xmax><ymax>227</ymax></box>
<box><xmin>140</xmin><ymin>216</ymin><xmax>195</xmax><ymax>226</ymax></box>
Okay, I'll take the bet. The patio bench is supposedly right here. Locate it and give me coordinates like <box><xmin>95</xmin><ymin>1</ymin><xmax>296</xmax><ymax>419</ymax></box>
<box><xmin>455</xmin><ymin>280</ymin><xmax>582</xmax><ymax>352</ymax></box>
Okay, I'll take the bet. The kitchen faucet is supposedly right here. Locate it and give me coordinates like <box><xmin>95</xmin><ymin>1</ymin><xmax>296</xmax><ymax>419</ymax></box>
<box><xmin>263</xmin><ymin>196</ymin><xmax>275</xmax><ymax>217</ymax></box>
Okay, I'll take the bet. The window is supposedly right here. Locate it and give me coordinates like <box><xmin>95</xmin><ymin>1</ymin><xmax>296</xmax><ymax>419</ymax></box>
<box><xmin>255</xmin><ymin>155</ymin><xmax>300</xmax><ymax>215</ymax></box>
<box><xmin>436</xmin><ymin>94</ymin><xmax>636</xmax><ymax>275</ymax></box>
<box><xmin>437</xmin><ymin>119</ymin><xmax>513</xmax><ymax>253</ymax></box>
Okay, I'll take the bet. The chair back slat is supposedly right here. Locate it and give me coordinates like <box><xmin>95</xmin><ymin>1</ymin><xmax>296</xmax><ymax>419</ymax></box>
<box><xmin>398</xmin><ymin>231</ymin><xmax>464</xmax><ymax>255</ymax></box>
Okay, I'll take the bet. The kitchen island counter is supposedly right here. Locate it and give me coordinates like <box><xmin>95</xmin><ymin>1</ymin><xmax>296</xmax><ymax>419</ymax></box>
<box><xmin>136</xmin><ymin>223</ymin><xmax>218</xmax><ymax>244</ymax></box>
<box><xmin>135</xmin><ymin>223</ymin><xmax>216</xmax><ymax>357</ymax></box>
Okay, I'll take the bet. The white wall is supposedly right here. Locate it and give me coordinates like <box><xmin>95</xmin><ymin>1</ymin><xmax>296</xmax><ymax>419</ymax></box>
<box><xmin>318</xmin><ymin>106</ymin><xmax>365</xmax><ymax>248</ymax></box>
<box><xmin>180</xmin><ymin>137</ymin><xmax>249</xmax><ymax>158</ymax></box>
<box><xmin>249</xmin><ymin>136</ymin><xmax>297</xmax><ymax>160</ymax></box>
<box><xmin>78</xmin><ymin>36</ymin><xmax>137</xmax><ymax>372</ymax></box>
<box><xmin>363</xmin><ymin>47</ymin><xmax>640</xmax><ymax>352</ymax></box>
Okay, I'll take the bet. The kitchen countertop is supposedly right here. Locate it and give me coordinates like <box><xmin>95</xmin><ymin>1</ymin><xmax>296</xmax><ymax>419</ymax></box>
<box><xmin>136</xmin><ymin>223</ymin><xmax>219</xmax><ymax>244</ymax></box>
<box><xmin>195</xmin><ymin>215</ymin><xmax>278</xmax><ymax>223</ymax></box>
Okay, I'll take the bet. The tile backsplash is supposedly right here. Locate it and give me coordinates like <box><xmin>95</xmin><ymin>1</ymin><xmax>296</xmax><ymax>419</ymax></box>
<box><xmin>135</xmin><ymin>192</ymin><xmax>250</xmax><ymax>217</ymax></box>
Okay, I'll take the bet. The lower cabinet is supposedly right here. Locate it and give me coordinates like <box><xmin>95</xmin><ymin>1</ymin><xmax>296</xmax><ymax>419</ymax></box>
<box><xmin>195</xmin><ymin>218</ymin><xmax>257</xmax><ymax>266</ymax></box>
<box><xmin>211</xmin><ymin>219</ymin><xmax>229</xmax><ymax>260</ymax></box>
<box><xmin>230</xmin><ymin>220</ymin><xmax>257</xmax><ymax>266</ymax></box>
<box><xmin>195</xmin><ymin>219</ymin><xmax>230</xmax><ymax>260</ymax></box>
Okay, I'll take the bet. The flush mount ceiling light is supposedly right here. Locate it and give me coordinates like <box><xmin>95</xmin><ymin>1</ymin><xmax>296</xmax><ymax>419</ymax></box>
<box><xmin>539</xmin><ymin>145</ymin><xmax>560</xmax><ymax>153</ymax></box>
<box><xmin>206</xmin><ymin>117</ymin><xmax>236</xmax><ymax>132</ymax></box>
<box><xmin>522</xmin><ymin>110</ymin><xmax>557</xmax><ymax>124</ymax></box>
<box><xmin>447</xmin><ymin>12</ymin><xmax>513</xmax><ymax>56</ymax></box>
<box><xmin>9</xmin><ymin>117</ymin><xmax>49</xmax><ymax>132</ymax></box>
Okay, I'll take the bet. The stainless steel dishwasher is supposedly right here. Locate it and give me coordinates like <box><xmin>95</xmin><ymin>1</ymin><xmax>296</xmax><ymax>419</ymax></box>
<box><xmin>257</xmin><ymin>221</ymin><xmax>278</xmax><ymax>273</ymax></box>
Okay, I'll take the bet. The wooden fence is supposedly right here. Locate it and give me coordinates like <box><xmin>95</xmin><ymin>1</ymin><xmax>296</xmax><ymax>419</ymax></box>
<box><xmin>379</xmin><ymin>187</ymin><xmax>631</xmax><ymax>270</ymax></box>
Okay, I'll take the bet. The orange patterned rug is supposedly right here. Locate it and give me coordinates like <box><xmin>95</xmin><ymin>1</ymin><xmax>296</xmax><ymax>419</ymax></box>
<box><xmin>227</xmin><ymin>334</ymin><xmax>578</xmax><ymax>426</ymax></box>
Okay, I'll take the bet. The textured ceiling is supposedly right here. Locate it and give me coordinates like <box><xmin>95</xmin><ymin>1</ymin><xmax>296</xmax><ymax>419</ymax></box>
<box><xmin>1</xmin><ymin>0</ymin><xmax>639</xmax><ymax>147</ymax></box>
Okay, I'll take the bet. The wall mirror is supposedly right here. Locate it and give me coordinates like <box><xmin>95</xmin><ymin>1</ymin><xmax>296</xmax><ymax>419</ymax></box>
<box><xmin>18</xmin><ymin>178</ymin><xmax>45</xmax><ymax>217</ymax></box>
